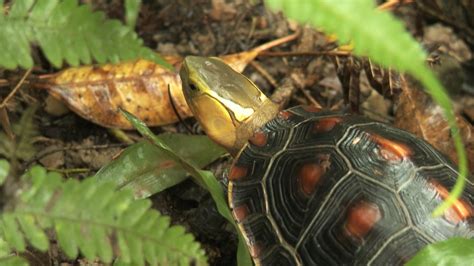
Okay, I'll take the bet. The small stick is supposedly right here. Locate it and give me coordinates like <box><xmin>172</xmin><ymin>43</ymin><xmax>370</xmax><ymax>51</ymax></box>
<box><xmin>291</xmin><ymin>71</ymin><xmax>323</xmax><ymax>109</ymax></box>
<box><xmin>378</xmin><ymin>0</ymin><xmax>413</xmax><ymax>11</ymax></box>
<box><xmin>249</xmin><ymin>61</ymin><xmax>278</xmax><ymax>88</ymax></box>
<box><xmin>0</xmin><ymin>68</ymin><xmax>32</xmax><ymax>108</ymax></box>
<box><xmin>249</xmin><ymin>30</ymin><xmax>300</xmax><ymax>55</ymax></box>
<box><xmin>47</xmin><ymin>167</ymin><xmax>91</xmax><ymax>175</ymax></box>
<box><xmin>259</xmin><ymin>50</ymin><xmax>350</xmax><ymax>58</ymax></box>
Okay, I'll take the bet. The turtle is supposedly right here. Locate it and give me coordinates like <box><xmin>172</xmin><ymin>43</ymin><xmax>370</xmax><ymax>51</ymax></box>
<box><xmin>179</xmin><ymin>56</ymin><xmax>474</xmax><ymax>265</ymax></box>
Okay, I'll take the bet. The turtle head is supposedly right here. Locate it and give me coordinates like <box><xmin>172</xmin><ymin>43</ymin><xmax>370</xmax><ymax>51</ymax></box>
<box><xmin>180</xmin><ymin>56</ymin><xmax>279</xmax><ymax>155</ymax></box>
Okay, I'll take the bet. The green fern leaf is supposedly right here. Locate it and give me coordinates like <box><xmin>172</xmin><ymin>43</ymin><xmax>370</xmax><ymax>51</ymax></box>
<box><xmin>0</xmin><ymin>105</ymin><xmax>38</xmax><ymax>161</ymax></box>
<box><xmin>0</xmin><ymin>0</ymin><xmax>170</xmax><ymax>69</ymax></box>
<box><xmin>0</xmin><ymin>166</ymin><xmax>207</xmax><ymax>265</ymax></box>
<box><xmin>265</xmin><ymin>0</ymin><xmax>468</xmax><ymax>219</ymax></box>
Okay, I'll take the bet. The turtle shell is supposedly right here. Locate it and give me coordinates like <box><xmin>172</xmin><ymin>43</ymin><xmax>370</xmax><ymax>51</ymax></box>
<box><xmin>227</xmin><ymin>106</ymin><xmax>474</xmax><ymax>265</ymax></box>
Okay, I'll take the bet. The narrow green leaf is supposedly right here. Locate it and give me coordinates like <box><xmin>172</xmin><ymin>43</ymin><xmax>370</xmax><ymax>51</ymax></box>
<box><xmin>125</xmin><ymin>0</ymin><xmax>141</xmax><ymax>28</ymax></box>
<box><xmin>0</xmin><ymin>159</ymin><xmax>10</xmax><ymax>185</ymax></box>
<box><xmin>407</xmin><ymin>238</ymin><xmax>474</xmax><ymax>265</ymax></box>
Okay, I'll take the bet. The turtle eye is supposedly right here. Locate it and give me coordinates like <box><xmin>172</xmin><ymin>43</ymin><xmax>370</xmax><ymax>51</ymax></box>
<box><xmin>189</xmin><ymin>83</ymin><xmax>198</xmax><ymax>91</ymax></box>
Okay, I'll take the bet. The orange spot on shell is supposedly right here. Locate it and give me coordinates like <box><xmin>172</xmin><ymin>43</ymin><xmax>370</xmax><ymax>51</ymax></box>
<box><xmin>345</xmin><ymin>201</ymin><xmax>381</xmax><ymax>239</ymax></box>
<box><xmin>249</xmin><ymin>131</ymin><xmax>268</xmax><ymax>147</ymax></box>
<box><xmin>431</xmin><ymin>180</ymin><xmax>473</xmax><ymax>224</ymax></box>
<box><xmin>303</xmin><ymin>105</ymin><xmax>322</xmax><ymax>113</ymax></box>
<box><xmin>371</xmin><ymin>134</ymin><xmax>411</xmax><ymax>161</ymax></box>
<box><xmin>313</xmin><ymin>117</ymin><xmax>342</xmax><ymax>133</ymax></box>
<box><xmin>298</xmin><ymin>156</ymin><xmax>330</xmax><ymax>196</ymax></box>
<box><xmin>232</xmin><ymin>204</ymin><xmax>250</xmax><ymax>223</ymax></box>
<box><xmin>228</xmin><ymin>165</ymin><xmax>248</xmax><ymax>181</ymax></box>
<box><xmin>278</xmin><ymin>110</ymin><xmax>293</xmax><ymax>120</ymax></box>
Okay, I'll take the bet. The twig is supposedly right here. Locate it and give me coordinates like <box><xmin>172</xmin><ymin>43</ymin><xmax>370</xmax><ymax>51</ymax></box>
<box><xmin>249</xmin><ymin>61</ymin><xmax>278</xmax><ymax>88</ymax></box>
<box><xmin>378</xmin><ymin>0</ymin><xmax>413</xmax><ymax>11</ymax></box>
<box><xmin>46</xmin><ymin>167</ymin><xmax>91</xmax><ymax>176</ymax></box>
<box><xmin>291</xmin><ymin>71</ymin><xmax>323</xmax><ymax>109</ymax></box>
<box><xmin>259</xmin><ymin>50</ymin><xmax>350</xmax><ymax>58</ymax></box>
<box><xmin>0</xmin><ymin>68</ymin><xmax>32</xmax><ymax>108</ymax></box>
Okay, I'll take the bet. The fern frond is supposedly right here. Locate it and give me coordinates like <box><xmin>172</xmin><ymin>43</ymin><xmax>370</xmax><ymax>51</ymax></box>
<box><xmin>0</xmin><ymin>165</ymin><xmax>207</xmax><ymax>265</ymax></box>
<box><xmin>0</xmin><ymin>0</ymin><xmax>170</xmax><ymax>69</ymax></box>
<box><xmin>0</xmin><ymin>105</ymin><xmax>38</xmax><ymax>161</ymax></box>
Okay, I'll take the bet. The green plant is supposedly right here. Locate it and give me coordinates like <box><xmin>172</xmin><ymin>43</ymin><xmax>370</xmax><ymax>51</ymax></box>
<box><xmin>0</xmin><ymin>161</ymin><xmax>207</xmax><ymax>265</ymax></box>
<box><xmin>0</xmin><ymin>0</ymin><xmax>170</xmax><ymax>69</ymax></box>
